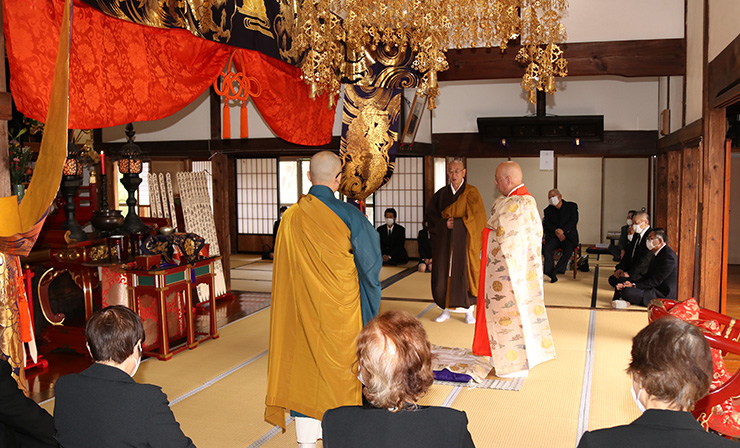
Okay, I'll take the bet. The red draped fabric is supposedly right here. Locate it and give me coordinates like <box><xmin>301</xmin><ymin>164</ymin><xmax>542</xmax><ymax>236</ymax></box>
<box><xmin>233</xmin><ymin>50</ymin><xmax>336</xmax><ymax>146</ymax></box>
<box><xmin>3</xmin><ymin>0</ymin><xmax>335</xmax><ymax>146</ymax></box>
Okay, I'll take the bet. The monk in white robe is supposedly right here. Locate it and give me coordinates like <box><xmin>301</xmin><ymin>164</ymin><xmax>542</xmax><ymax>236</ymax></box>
<box><xmin>472</xmin><ymin>161</ymin><xmax>556</xmax><ymax>378</ymax></box>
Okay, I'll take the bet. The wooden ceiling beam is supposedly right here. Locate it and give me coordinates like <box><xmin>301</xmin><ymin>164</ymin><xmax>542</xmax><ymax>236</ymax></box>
<box><xmin>439</xmin><ymin>38</ymin><xmax>685</xmax><ymax>82</ymax></box>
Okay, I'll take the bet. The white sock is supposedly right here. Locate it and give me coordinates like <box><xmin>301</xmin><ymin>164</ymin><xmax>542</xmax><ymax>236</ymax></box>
<box><xmin>295</xmin><ymin>417</ymin><xmax>322</xmax><ymax>445</ymax></box>
<box><xmin>435</xmin><ymin>309</ymin><xmax>451</xmax><ymax>322</ymax></box>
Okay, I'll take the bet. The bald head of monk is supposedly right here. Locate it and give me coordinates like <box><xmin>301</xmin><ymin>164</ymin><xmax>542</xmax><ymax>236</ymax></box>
<box><xmin>494</xmin><ymin>161</ymin><xmax>523</xmax><ymax>196</ymax></box>
<box><xmin>308</xmin><ymin>151</ymin><xmax>342</xmax><ymax>192</ymax></box>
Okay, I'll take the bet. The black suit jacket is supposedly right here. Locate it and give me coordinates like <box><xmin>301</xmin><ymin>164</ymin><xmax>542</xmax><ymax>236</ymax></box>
<box><xmin>543</xmin><ymin>200</ymin><xmax>579</xmax><ymax>245</ymax></box>
<box><xmin>377</xmin><ymin>224</ymin><xmax>408</xmax><ymax>265</ymax></box>
<box><xmin>0</xmin><ymin>359</ymin><xmax>56</xmax><ymax>448</ymax></box>
<box><xmin>577</xmin><ymin>409</ymin><xmax>738</xmax><ymax>448</ymax></box>
<box><xmin>417</xmin><ymin>229</ymin><xmax>432</xmax><ymax>260</ymax></box>
<box><xmin>54</xmin><ymin>363</ymin><xmax>195</xmax><ymax>448</ymax></box>
<box><xmin>632</xmin><ymin>245</ymin><xmax>678</xmax><ymax>301</ymax></box>
<box><xmin>616</xmin><ymin>227</ymin><xmax>653</xmax><ymax>277</ymax></box>
<box><xmin>322</xmin><ymin>405</ymin><xmax>475</xmax><ymax>448</ymax></box>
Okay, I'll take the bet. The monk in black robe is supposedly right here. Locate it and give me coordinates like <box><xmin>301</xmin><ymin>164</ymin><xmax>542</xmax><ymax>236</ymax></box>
<box><xmin>424</xmin><ymin>158</ymin><xmax>487</xmax><ymax>324</ymax></box>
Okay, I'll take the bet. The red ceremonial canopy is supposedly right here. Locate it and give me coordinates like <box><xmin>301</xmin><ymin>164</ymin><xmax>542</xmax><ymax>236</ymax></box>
<box><xmin>3</xmin><ymin>0</ymin><xmax>335</xmax><ymax>146</ymax></box>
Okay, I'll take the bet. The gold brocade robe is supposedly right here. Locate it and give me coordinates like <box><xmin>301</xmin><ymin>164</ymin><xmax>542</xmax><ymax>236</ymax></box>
<box><xmin>475</xmin><ymin>193</ymin><xmax>556</xmax><ymax>375</ymax></box>
<box><xmin>265</xmin><ymin>194</ymin><xmax>363</xmax><ymax>429</ymax></box>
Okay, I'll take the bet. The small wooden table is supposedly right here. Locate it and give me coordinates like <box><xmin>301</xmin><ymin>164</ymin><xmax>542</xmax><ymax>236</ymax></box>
<box><xmin>127</xmin><ymin>264</ymin><xmax>196</xmax><ymax>360</ymax></box>
<box><xmin>190</xmin><ymin>257</ymin><xmax>220</xmax><ymax>341</ymax></box>
<box><xmin>126</xmin><ymin>257</ymin><xmax>220</xmax><ymax>360</ymax></box>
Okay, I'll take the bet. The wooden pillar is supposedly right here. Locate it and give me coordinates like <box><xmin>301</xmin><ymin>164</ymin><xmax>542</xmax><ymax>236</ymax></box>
<box><xmin>228</xmin><ymin>158</ymin><xmax>237</xmax><ymax>255</ymax></box>
<box><xmin>423</xmin><ymin>156</ymin><xmax>435</xmax><ymax>209</ymax></box>
<box><xmin>677</xmin><ymin>146</ymin><xmax>700</xmax><ymax>301</ymax></box>
<box><xmin>654</xmin><ymin>152</ymin><xmax>668</xmax><ymax>229</ymax></box>
<box><xmin>665</xmin><ymin>151</ymin><xmax>681</xmax><ymax>247</ymax></box>
<box><xmin>212</xmin><ymin>152</ymin><xmax>231</xmax><ymax>290</ymax></box>
<box><xmin>698</xmin><ymin>108</ymin><xmax>727</xmax><ymax>311</ymax></box>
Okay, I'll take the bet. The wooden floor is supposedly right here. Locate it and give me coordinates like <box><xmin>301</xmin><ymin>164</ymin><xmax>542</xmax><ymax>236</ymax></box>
<box><xmin>22</xmin><ymin>261</ymin><xmax>740</xmax><ymax>403</ymax></box>
<box><xmin>26</xmin><ymin>290</ymin><xmax>270</xmax><ymax>403</ymax></box>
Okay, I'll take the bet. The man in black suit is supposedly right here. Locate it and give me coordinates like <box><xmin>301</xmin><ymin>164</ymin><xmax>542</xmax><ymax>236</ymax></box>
<box><xmin>609</xmin><ymin>212</ymin><xmax>654</xmax><ymax>293</ymax></box>
<box><xmin>54</xmin><ymin>306</ymin><xmax>195</xmax><ymax>447</ymax></box>
<box><xmin>377</xmin><ymin>208</ymin><xmax>408</xmax><ymax>266</ymax></box>
<box><xmin>613</xmin><ymin>228</ymin><xmax>677</xmax><ymax>308</ymax></box>
<box><xmin>577</xmin><ymin>316</ymin><xmax>737</xmax><ymax>448</ymax></box>
<box><xmin>542</xmin><ymin>189</ymin><xmax>579</xmax><ymax>283</ymax></box>
<box><xmin>0</xmin><ymin>359</ymin><xmax>56</xmax><ymax>448</ymax></box>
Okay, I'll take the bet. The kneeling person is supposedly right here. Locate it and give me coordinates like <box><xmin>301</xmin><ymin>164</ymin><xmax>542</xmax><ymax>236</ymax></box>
<box><xmin>54</xmin><ymin>306</ymin><xmax>196</xmax><ymax>447</ymax></box>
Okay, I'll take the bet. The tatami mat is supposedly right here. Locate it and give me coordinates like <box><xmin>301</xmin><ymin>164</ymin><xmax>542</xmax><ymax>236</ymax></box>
<box><xmin>236</xmin><ymin>260</ymin><xmax>275</xmax><ymax>271</ymax></box>
<box><xmin>230</xmin><ymin>254</ymin><xmax>262</xmax><ymax>269</ymax></box>
<box><xmin>231</xmin><ymin>269</ymin><xmax>273</xmax><ymax>281</ymax></box>
<box><xmin>174</xmin><ymin>356</ymin><xmax>274</xmax><ymax>448</ymax></box>
<box><xmin>588</xmin><ymin>309</ymin><xmax>647</xmax><ymax>431</ymax></box>
<box><xmin>231</xmin><ymin>279</ymin><xmax>272</xmax><ymax>293</ymax></box>
<box><xmin>543</xmin><ymin>269</ymin><xmax>597</xmax><ymax>308</ymax></box>
<box><xmin>450</xmin><ymin>307</ymin><xmax>590</xmax><ymax>448</ymax></box>
<box><xmin>381</xmin><ymin>272</ymin><xmax>433</xmax><ymax>300</ymax></box>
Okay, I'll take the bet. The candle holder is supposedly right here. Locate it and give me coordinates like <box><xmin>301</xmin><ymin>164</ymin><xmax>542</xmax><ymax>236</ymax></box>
<box><xmin>117</xmin><ymin>123</ymin><xmax>147</xmax><ymax>235</ymax></box>
<box><xmin>60</xmin><ymin>142</ymin><xmax>88</xmax><ymax>242</ymax></box>
<box><xmin>91</xmin><ymin>172</ymin><xmax>124</xmax><ymax>237</ymax></box>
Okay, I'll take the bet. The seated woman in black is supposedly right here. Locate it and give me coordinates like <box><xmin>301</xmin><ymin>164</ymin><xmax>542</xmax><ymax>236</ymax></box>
<box><xmin>322</xmin><ymin>310</ymin><xmax>475</xmax><ymax>447</ymax></box>
<box><xmin>577</xmin><ymin>315</ymin><xmax>737</xmax><ymax>448</ymax></box>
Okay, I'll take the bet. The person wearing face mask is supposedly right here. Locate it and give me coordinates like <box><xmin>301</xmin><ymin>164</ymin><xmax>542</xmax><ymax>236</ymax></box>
<box><xmin>377</xmin><ymin>208</ymin><xmax>409</xmax><ymax>266</ymax></box>
<box><xmin>610</xmin><ymin>210</ymin><xmax>637</xmax><ymax>262</ymax></box>
<box><xmin>542</xmin><ymin>189</ymin><xmax>579</xmax><ymax>283</ymax></box>
<box><xmin>577</xmin><ymin>316</ymin><xmax>736</xmax><ymax>448</ymax></box>
<box><xmin>54</xmin><ymin>305</ymin><xmax>196</xmax><ymax>447</ymax></box>
<box><xmin>613</xmin><ymin>228</ymin><xmax>677</xmax><ymax>308</ymax></box>
<box><xmin>608</xmin><ymin>212</ymin><xmax>654</xmax><ymax>301</ymax></box>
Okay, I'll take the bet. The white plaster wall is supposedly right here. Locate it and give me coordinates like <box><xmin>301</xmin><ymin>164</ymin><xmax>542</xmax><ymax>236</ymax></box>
<box><xmin>557</xmin><ymin>157</ymin><xmax>602</xmax><ymax>245</ymax></box>
<box><xmin>657</xmin><ymin>76</ymin><xmax>685</xmax><ymax>136</ymax></box>
<box><xmin>708</xmin><ymin>0</ymin><xmax>740</xmax><ymax>61</ymax></box>
<box><xmin>562</xmin><ymin>0</ymin><xmax>684</xmax><ymax>43</ymax></box>
<box><xmin>433</xmin><ymin>77</ymin><xmax>659</xmax><ymax>133</ymax></box>
<box><xmin>467</xmin><ymin>157</ymin><xmax>555</xmax><ymax>216</ymax></box>
<box><xmin>670</xmin><ymin>76</ymin><xmax>685</xmax><ymax>133</ymax></box>
<box><xmin>685</xmin><ymin>0</ymin><xmax>704</xmax><ymax>125</ymax></box>
<box><xmin>103</xmin><ymin>90</ymin><xmax>212</xmax><ymax>143</ymax></box>
<box><xmin>602</xmin><ymin>158</ymin><xmax>649</xmax><ymax>241</ymax></box>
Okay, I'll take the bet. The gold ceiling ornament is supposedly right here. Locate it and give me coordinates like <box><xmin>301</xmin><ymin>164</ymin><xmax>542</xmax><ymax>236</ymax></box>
<box><xmin>516</xmin><ymin>1</ymin><xmax>569</xmax><ymax>104</ymax></box>
<box><xmin>292</xmin><ymin>0</ymin><xmax>569</xmax><ymax>109</ymax></box>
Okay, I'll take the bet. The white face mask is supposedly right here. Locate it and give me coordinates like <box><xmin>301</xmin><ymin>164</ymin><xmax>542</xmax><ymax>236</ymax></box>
<box><xmin>632</xmin><ymin>223</ymin><xmax>642</xmax><ymax>233</ymax></box>
<box><xmin>131</xmin><ymin>343</ymin><xmax>142</xmax><ymax>377</ymax></box>
<box><xmin>385</xmin><ymin>218</ymin><xmax>394</xmax><ymax>227</ymax></box>
<box><xmin>549</xmin><ymin>196</ymin><xmax>560</xmax><ymax>206</ymax></box>
<box><xmin>645</xmin><ymin>238</ymin><xmax>655</xmax><ymax>251</ymax></box>
<box><xmin>626</xmin><ymin>219</ymin><xmax>633</xmax><ymax>226</ymax></box>
<box><xmin>631</xmin><ymin>384</ymin><xmax>646</xmax><ymax>413</ymax></box>
<box><xmin>627</xmin><ymin>233</ymin><xmax>634</xmax><ymax>242</ymax></box>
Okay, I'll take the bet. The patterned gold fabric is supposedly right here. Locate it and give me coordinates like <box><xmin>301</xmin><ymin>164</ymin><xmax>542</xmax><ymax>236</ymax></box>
<box><xmin>339</xmin><ymin>85</ymin><xmax>402</xmax><ymax>201</ymax></box>
<box><xmin>0</xmin><ymin>254</ymin><xmax>27</xmax><ymax>392</ymax></box>
<box><xmin>478</xmin><ymin>193</ymin><xmax>556</xmax><ymax>375</ymax></box>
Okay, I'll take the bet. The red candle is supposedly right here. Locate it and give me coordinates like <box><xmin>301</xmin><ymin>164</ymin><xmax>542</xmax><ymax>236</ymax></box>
<box><xmin>100</xmin><ymin>151</ymin><xmax>105</xmax><ymax>175</ymax></box>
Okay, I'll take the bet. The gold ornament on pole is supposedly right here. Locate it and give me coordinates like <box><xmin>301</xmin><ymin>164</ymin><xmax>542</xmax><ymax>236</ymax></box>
<box><xmin>292</xmin><ymin>0</ymin><xmax>569</xmax><ymax>108</ymax></box>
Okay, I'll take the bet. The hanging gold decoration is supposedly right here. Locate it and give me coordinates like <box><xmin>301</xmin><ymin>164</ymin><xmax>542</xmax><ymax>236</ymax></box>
<box><xmin>292</xmin><ymin>0</ymin><xmax>569</xmax><ymax>108</ymax></box>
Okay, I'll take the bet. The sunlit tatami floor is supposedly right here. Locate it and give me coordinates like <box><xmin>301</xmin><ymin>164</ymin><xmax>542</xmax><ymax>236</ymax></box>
<box><xmin>29</xmin><ymin>254</ymin><xmax>662</xmax><ymax>448</ymax></box>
